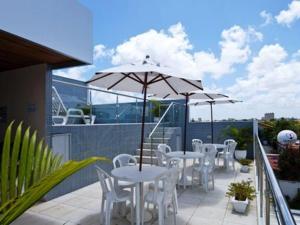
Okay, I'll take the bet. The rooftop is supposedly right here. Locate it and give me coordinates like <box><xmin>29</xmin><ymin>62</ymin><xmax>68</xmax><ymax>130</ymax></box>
<box><xmin>12</xmin><ymin>163</ymin><xmax>259</xmax><ymax>225</ymax></box>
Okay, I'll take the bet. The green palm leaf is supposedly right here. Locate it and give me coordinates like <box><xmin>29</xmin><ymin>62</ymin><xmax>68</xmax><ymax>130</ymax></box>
<box><xmin>0</xmin><ymin>122</ymin><xmax>109</xmax><ymax>225</ymax></box>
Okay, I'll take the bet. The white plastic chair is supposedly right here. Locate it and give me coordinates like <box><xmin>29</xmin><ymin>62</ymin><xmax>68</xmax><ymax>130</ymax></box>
<box><xmin>217</xmin><ymin>141</ymin><xmax>237</xmax><ymax>168</ymax></box>
<box><xmin>157</xmin><ymin>144</ymin><xmax>172</xmax><ymax>153</ymax></box>
<box><xmin>113</xmin><ymin>154</ymin><xmax>137</xmax><ymax>168</ymax></box>
<box><xmin>224</xmin><ymin>139</ymin><xmax>236</xmax><ymax>146</ymax></box>
<box><xmin>192</xmin><ymin>139</ymin><xmax>204</xmax><ymax>165</ymax></box>
<box><xmin>95</xmin><ymin>166</ymin><xmax>134</xmax><ymax>225</ymax></box>
<box><xmin>112</xmin><ymin>154</ymin><xmax>137</xmax><ymax>190</ymax></box>
<box><xmin>192</xmin><ymin>145</ymin><xmax>217</xmax><ymax>192</ymax></box>
<box><xmin>224</xmin><ymin>142</ymin><xmax>237</xmax><ymax>170</ymax></box>
<box><xmin>143</xmin><ymin>168</ymin><xmax>180</xmax><ymax>225</ymax></box>
<box><xmin>192</xmin><ymin>139</ymin><xmax>203</xmax><ymax>152</ymax></box>
<box><xmin>156</xmin><ymin>144</ymin><xmax>171</xmax><ymax>167</ymax></box>
<box><xmin>148</xmin><ymin>157</ymin><xmax>181</xmax><ymax>213</ymax></box>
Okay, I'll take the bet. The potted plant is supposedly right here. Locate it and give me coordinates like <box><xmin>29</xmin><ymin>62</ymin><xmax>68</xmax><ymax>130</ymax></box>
<box><xmin>226</xmin><ymin>180</ymin><xmax>256</xmax><ymax>214</ymax></box>
<box><xmin>150</xmin><ymin>100</ymin><xmax>161</xmax><ymax>122</ymax></box>
<box><xmin>239</xmin><ymin>159</ymin><xmax>252</xmax><ymax>173</ymax></box>
<box><xmin>224</xmin><ymin>126</ymin><xmax>253</xmax><ymax>160</ymax></box>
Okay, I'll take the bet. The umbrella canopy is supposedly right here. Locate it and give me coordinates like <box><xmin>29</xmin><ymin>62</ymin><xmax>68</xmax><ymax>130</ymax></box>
<box><xmin>189</xmin><ymin>99</ymin><xmax>242</xmax><ymax>106</ymax></box>
<box><xmin>153</xmin><ymin>92</ymin><xmax>228</xmax><ymax>153</ymax></box>
<box><xmin>189</xmin><ymin>99</ymin><xmax>242</xmax><ymax>143</ymax></box>
<box><xmin>88</xmin><ymin>62</ymin><xmax>202</xmax><ymax>96</ymax></box>
<box><xmin>86</xmin><ymin>56</ymin><xmax>203</xmax><ymax>171</ymax></box>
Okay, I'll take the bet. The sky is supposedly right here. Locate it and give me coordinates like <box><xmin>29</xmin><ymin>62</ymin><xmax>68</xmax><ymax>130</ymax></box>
<box><xmin>55</xmin><ymin>0</ymin><xmax>300</xmax><ymax>121</ymax></box>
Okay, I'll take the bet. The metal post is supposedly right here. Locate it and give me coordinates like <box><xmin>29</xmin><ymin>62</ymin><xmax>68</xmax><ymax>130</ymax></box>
<box><xmin>172</xmin><ymin>104</ymin><xmax>175</xmax><ymax>126</ymax></box>
<box><xmin>260</xmin><ymin>156</ymin><xmax>264</xmax><ymax>218</ymax></box>
<box><xmin>89</xmin><ymin>90</ymin><xmax>92</xmax><ymax>123</ymax></box>
<box><xmin>150</xmin><ymin>137</ymin><xmax>153</xmax><ymax>166</ymax></box>
<box><xmin>210</xmin><ymin>102</ymin><xmax>214</xmax><ymax>144</ymax></box>
<box><xmin>265</xmin><ymin>178</ymin><xmax>270</xmax><ymax>225</ymax></box>
<box><xmin>139</xmin><ymin>73</ymin><xmax>148</xmax><ymax>171</ymax></box>
<box><xmin>135</xmin><ymin>98</ymin><xmax>138</xmax><ymax>123</ymax></box>
<box><xmin>116</xmin><ymin>95</ymin><xmax>119</xmax><ymax>124</ymax></box>
<box><xmin>183</xmin><ymin>95</ymin><xmax>189</xmax><ymax>154</ymax></box>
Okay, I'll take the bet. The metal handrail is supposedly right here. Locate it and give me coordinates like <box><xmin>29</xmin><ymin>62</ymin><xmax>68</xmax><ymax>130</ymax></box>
<box><xmin>52</xmin><ymin>86</ymin><xmax>67</xmax><ymax>115</ymax></box>
<box><xmin>255</xmin><ymin>134</ymin><xmax>296</xmax><ymax>225</ymax></box>
<box><xmin>53</xmin><ymin>79</ymin><xmax>145</xmax><ymax>100</ymax></box>
<box><xmin>148</xmin><ymin>102</ymin><xmax>175</xmax><ymax>138</ymax></box>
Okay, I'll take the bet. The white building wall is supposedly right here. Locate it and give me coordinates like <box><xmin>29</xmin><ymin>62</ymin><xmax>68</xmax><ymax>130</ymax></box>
<box><xmin>0</xmin><ymin>0</ymin><xmax>93</xmax><ymax>65</ymax></box>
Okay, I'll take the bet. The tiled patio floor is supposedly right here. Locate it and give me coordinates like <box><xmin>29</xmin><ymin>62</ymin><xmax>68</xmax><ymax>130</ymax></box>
<box><xmin>12</xmin><ymin>161</ymin><xmax>257</xmax><ymax>225</ymax></box>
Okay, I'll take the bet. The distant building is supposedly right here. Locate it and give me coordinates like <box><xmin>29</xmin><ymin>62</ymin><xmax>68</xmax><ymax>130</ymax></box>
<box><xmin>262</xmin><ymin>113</ymin><xmax>275</xmax><ymax>120</ymax></box>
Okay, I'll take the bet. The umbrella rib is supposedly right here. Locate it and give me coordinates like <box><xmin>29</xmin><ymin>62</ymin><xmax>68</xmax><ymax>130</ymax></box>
<box><xmin>129</xmin><ymin>72</ymin><xmax>144</xmax><ymax>84</ymax></box>
<box><xmin>149</xmin><ymin>75</ymin><xmax>171</xmax><ymax>84</ymax></box>
<box><xmin>160</xmin><ymin>75</ymin><xmax>178</xmax><ymax>95</ymax></box>
<box><xmin>121</xmin><ymin>73</ymin><xmax>142</xmax><ymax>83</ymax></box>
<box><xmin>220</xmin><ymin>94</ymin><xmax>229</xmax><ymax>98</ymax></box>
<box><xmin>180</xmin><ymin>78</ymin><xmax>203</xmax><ymax>90</ymax></box>
<box><xmin>163</xmin><ymin>94</ymin><xmax>170</xmax><ymax>99</ymax></box>
<box><xmin>86</xmin><ymin>73</ymin><xmax>113</xmax><ymax>83</ymax></box>
<box><xmin>107</xmin><ymin>75</ymin><xmax>128</xmax><ymax>90</ymax></box>
<box><xmin>204</xmin><ymin>93</ymin><xmax>214</xmax><ymax>100</ymax></box>
<box><xmin>148</xmin><ymin>74</ymin><xmax>164</xmax><ymax>84</ymax></box>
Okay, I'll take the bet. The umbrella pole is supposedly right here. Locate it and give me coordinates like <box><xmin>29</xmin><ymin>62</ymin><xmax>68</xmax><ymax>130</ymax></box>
<box><xmin>139</xmin><ymin>74</ymin><xmax>148</xmax><ymax>171</ymax></box>
<box><xmin>210</xmin><ymin>102</ymin><xmax>214</xmax><ymax>144</ymax></box>
<box><xmin>183</xmin><ymin>95</ymin><xmax>189</xmax><ymax>154</ymax></box>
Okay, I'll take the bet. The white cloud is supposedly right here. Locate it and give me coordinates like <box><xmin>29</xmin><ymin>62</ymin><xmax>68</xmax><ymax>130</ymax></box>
<box><xmin>260</xmin><ymin>10</ymin><xmax>273</xmax><ymax>26</ymax></box>
<box><xmin>276</xmin><ymin>0</ymin><xmax>300</xmax><ymax>26</ymax></box>
<box><xmin>94</xmin><ymin>44</ymin><xmax>114</xmax><ymax>60</ymax></box>
<box><xmin>111</xmin><ymin>23</ymin><xmax>262</xmax><ymax>80</ymax></box>
<box><xmin>227</xmin><ymin>44</ymin><xmax>300</xmax><ymax>119</ymax></box>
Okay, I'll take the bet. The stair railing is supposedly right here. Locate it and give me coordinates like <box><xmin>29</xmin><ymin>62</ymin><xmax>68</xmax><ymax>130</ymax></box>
<box><xmin>52</xmin><ymin>86</ymin><xmax>67</xmax><ymax>116</ymax></box>
<box><xmin>148</xmin><ymin>102</ymin><xmax>176</xmax><ymax>165</ymax></box>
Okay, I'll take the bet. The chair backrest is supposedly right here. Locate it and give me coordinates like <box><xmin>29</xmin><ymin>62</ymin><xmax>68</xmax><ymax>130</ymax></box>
<box><xmin>113</xmin><ymin>154</ymin><xmax>137</xmax><ymax>168</ymax></box>
<box><xmin>166</xmin><ymin>157</ymin><xmax>181</xmax><ymax>168</ymax></box>
<box><xmin>156</xmin><ymin>150</ymin><xmax>167</xmax><ymax>167</ymax></box>
<box><xmin>192</xmin><ymin>139</ymin><xmax>204</xmax><ymax>153</ymax></box>
<box><xmin>66</xmin><ymin>108</ymin><xmax>86</xmax><ymax>125</ymax></box>
<box><xmin>224</xmin><ymin>139</ymin><xmax>236</xmax><ymax>146</ymax></box>
<box><xmin>227</xmin><ymin>141</ymin><xmax>237</xmax><ymax>156</ymax></box>
<box><xmin>204</xmin><ymin>145</ymin><xmax>217</xmax><ymax>170</ymax></box>
<box><xmin>192</xmin><ymin>139</ymin><xmax>203</xmax><ymax>145</ymax></box>
<box><xmin>157</xmin><ymin>144</ymin><xmax>172</xmax><ymax>153</ymax></box>
<box><xmin>95</xmin><ymin>166</ymin><xmax>115</xmax><ymax>197</ymax></box>
<box><xmin>152</xmin><ymin>168</ymin><xmax>179</xmax><ymax>205</ymax></box>
<box><xmin>163</xmin><ymin>168</ymin><xmax>180</xmax><ymax>204</ymax></box>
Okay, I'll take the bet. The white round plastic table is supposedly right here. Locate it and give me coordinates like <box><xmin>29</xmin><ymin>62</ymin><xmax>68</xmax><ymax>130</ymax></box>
<box><xmin>202</xmin><ymin>143</ymin><xmax>227</xmax><ymax>150</ymax></box>
<box><xmin>166</xmin><ymin>151</ymin><xmax>204</xmax><ymax>189</ymax></box>
<box><xmin>111</xmin><ymin>165</ymin><xmax>167</xmax><ymax>225</ymax></box>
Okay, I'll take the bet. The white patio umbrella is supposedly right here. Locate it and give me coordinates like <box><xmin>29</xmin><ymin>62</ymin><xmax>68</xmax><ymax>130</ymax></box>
<box><xmin>189</xmin><ymin>99</ymin><xmax>242</xmax><ymax>143</ymax></box>
<box><xmin>86</xmin><ymin>56</ymin><xmax>203</xmax><ymax>171</ymax></box>
<box><xmin>153</xmin><ymin>92</ymin><xmax>228</xmax><ymax>153</ymax></box>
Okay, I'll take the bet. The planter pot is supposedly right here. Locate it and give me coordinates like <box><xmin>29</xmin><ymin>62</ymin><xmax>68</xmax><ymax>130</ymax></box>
<box><xmin>235</xmin><ymin>150</ymin><xmax>247</xmax><ymax>160</ymax></box>
<box><xmin>240</xmin><ymin>165</ymin><xmax>250</xmax><ymax>173</ymax></box>
<box><xmin>231</xmin><ymin>197</ymin><xmax>249</xmax><ymax>214</ymax></box>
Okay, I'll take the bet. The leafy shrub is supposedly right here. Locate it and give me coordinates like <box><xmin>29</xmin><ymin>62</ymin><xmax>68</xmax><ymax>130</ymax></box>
<box><xmin>239</xmin><ymin>159</ymin><xmax>252</xmax><ymax>166</ymax></box>
<box><xmin>277</xmin><ymin>146</ymin><xmax>300</xmax><ymax>181</ymax></box>
<box><xmin>226</xmin><ymin>180</ymin><xmax>256</xmax><ymax>201</ymax></box>
<box><xmin>223</xmin><ymin>126</ymin><xmax>253</xmax><ymax>150</ymax></box>
<box><xmin>260</xmin><ymin>118</ymin><xmax>300</xmax><ymax>149</ymax></box>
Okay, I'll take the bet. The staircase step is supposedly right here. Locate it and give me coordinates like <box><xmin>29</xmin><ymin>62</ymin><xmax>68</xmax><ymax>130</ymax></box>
<box><xmin>154</xmin><ymin>127</ymin><xmax>178</xmax><ymax>132</ymax></box>
<box><xmin>136</xmin><ymin>149</ymin><xmax>156</xmax><ymax>156</ymax></box>
<box><xmin>150</xmin><ymin>132</ymin><xmax>172</xmax><ymax>138</ymax></box>
<box><xmin>145</xmin><ymin>137</ymin><xmax>170</xmax><ymax>143</ymax></box>
<box><xmin>135</xmin><ymin>155</ymin><xmax>158</xmax><ymax>164</ymax></box>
